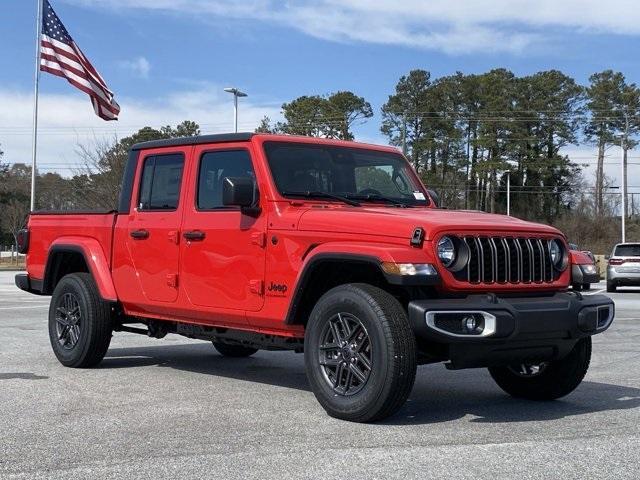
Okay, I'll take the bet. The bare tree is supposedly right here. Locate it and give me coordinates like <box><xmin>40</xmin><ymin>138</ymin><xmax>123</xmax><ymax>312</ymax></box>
<box><xmin>2</xmin><ymin>198</ymin><xmax>29</xmax><ymax>245</ymax></box>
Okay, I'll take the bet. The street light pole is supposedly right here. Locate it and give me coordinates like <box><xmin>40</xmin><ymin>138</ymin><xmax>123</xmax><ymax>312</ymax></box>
<box><xmin>223</xmin><ymin>87</ymin><xmax>248</xmax><ymax>133</ymax></box>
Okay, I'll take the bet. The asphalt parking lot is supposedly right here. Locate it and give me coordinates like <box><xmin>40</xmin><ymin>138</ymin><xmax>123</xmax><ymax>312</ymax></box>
<box><xmin>0</xmin><ymin>272</ymin><xmax>638</xmax><ymax>479</ymax></box>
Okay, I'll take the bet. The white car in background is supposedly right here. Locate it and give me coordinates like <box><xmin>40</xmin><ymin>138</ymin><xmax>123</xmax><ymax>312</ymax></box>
<box><xmin>607</xmin><ymin>243</ymin><xmax>640</xmax><ymax>292</ymax></box>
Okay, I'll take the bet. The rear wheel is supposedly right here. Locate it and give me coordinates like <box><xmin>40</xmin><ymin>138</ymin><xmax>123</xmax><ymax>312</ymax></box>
<box><xmin>212</xmin><ymin>342</ymin><xmax>258</xmax><ymax>358</ymax></box>
<box><xmin>304</xmin><ymin>283</ymin><xmax>417</xmax><ymax>423</ymax></box>
<box><xmin>572</xmin><ymin>283</ymin><xmax>582</xmax><ymax>291</ymax></box>
<box><xmin>582</xmin><ymin>283</ymin><xmax>591</xmax><ymax>291</ymax></box>
<box><xmin>48</xmin><ymin>273</ymin><xmax>113</xmax><ymax>368</ymax></box>
<box><xmin>488</xmin><ymin>337</ymin><xmax>591</xmax><ymax>400</ymax></box>
<box><xmin>606</xmin><ymin>280</ymin><xmax>617</xmax><ymax>293</ymax></box>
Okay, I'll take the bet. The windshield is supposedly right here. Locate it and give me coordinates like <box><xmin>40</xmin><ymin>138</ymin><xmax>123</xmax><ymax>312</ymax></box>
<box><xmin>614</xmin><ymin>244</ymin><xmax>640</xmax><ymax>257</ymax></box>
<box><xmin>263</xmin><ymin>142</ymin><xmax>429</xmax><ymax>206</ymax></box>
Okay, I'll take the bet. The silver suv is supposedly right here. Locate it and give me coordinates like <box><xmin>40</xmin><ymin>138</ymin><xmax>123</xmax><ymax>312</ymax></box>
<box><xmin>607</xmin><ymin>243</ymin><xmax>640</xmax><ymax>292</ymax></box>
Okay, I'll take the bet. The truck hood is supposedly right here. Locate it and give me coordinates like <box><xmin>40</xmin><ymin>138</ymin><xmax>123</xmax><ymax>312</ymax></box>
<box><xmin>297</xmin><ymin>207</ymin><xmax>561</xmax><ymax>240</ymax></box>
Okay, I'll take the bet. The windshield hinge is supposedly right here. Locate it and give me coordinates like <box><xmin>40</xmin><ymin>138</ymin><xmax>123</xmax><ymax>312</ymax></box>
<box><xmin>410</xmin><ymin>227</ymin><xmax>425</xmax><ymax>247</ymax></box>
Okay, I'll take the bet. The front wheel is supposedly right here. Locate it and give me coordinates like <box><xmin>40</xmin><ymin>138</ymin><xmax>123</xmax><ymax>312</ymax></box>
<box><xmin>304</xmin><ymin>284</ymin><xmax>417</xmax><ymax>422</ymax></box>
<box><xmin>488</xmin><ymin>337</ymin><xmax>591</xmax><ymax>400</ymax></box>
<box><xmin>48</xmin><ymin>273</ymin><xmax>113</xmax><ymax>368</ymax></box>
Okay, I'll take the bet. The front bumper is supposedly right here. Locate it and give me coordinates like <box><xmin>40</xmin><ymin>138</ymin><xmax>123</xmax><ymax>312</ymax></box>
<box><xmin>408</xmin><ymin>292</ymin><xmax>614</xmax><ymax>369</ymax></box>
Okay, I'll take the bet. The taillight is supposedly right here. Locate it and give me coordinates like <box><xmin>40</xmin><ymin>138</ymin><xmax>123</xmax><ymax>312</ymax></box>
<box><xmin>16</xmin><ymin>229</ymin><xmax>29</xmax><ymax>254</ymax></box>
<box><xmin>608</xmin><ymin>258</ymin><xmax>624</xmax><ymax>266</ymax></box>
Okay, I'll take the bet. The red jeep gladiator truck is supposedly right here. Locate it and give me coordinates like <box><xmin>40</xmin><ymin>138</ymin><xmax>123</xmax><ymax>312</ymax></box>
<box><xmin>15</xmin><ymin>133</ymin><xmax>614</xmax><ymax>422</ymax></box>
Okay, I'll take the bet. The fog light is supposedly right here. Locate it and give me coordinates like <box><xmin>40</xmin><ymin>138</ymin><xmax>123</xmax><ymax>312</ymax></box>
<box><xmin>462</xmin><ymin>315</ymin><xmax>477</xmax><ymax>333</ymax></box>
<box><xmin>426</xmin><ymin>311</ymin><xmax>496</xmax><ymax>337</ymax></box>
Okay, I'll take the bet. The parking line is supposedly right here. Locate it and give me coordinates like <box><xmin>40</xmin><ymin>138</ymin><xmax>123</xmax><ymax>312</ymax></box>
<box><xmin>582</xmin><ymin>289</ymin><xmax>605</xmax><ymax>295</ymax></box>
<box><xmin>0</xmin><ymin>305</ymin><xmax>49</xmax><ymax>310</ymax></box>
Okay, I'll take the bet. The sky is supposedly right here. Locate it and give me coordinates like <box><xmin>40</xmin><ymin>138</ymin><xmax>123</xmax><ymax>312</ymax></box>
<box><xmin>0</xmin><ymin>0</ymin><xmax>639</xmax><ymax>195</ymax></box>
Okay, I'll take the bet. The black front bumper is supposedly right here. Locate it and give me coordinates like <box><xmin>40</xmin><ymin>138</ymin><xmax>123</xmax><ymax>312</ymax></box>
<box><xmin>408</xmin><ymin>292</ymin><xmax>614</xmax><ymax>369</ymax></box>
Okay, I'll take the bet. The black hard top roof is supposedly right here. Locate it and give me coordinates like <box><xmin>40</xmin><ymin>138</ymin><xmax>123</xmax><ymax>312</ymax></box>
<box><xmin>130</xmin><ymin>132</ymin><xmax>254</xmax><ymax>151</ymax></box>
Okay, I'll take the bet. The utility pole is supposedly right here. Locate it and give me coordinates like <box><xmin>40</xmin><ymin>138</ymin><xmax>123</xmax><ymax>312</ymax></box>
<box><xmin>223</xmin><ymin>87</ymin><xmax>248</xmax><ymax>133</ymax></box>
<box><xmin>621</xmin><ymin>135</ymin><xmax>627</xmax><ymax>243</ymax></box>
<box><xmin>506</xmin><ymin>171</ymin><xmax>511</xmax><ymax>216</ymax></box>
<box><xmin>464</xmin><ymin>125</ymin><xmax>471</xmax><ymax>210</ymax></box>
<box><xmin>401</xmin><ymin>113</ymin><xmax>407</xmax><ymax>157</ymax></box>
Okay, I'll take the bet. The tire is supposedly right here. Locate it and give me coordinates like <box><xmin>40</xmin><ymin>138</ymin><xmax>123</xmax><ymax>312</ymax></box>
<box><xmin>488</xmin><ymin>337</ymin><xmax>592</xmax><ymax>401</ymax></box>
<box><xmin>582</xmin><ymin>283</ymin><xmax>591</xmax><ymax>291</ymax></box>
<box><xmin>606</xmin><ymin>280</ymin><xmax>617</xmax><ymax>293</ymax></box>
<box><xmin>48</xmin><ymin>273</ymin><xmax>113</xmax><ymax>368</ymax></box>
<box><xmin>572</xmin><ymin>283</ymin><xmax>582</xmax><ymax>291</ymax></box>
<box><xmin>304</xmin><ymin>283</ymin><xmax>417</xmax><ymax>422</ymax></box>
<box><xmin>212</xmin><ymin>342</ymin><xmax>258</xmax><ymax>358</ymax></box>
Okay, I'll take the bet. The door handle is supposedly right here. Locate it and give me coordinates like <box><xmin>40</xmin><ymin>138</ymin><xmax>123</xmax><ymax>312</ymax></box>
<box><xmin>130</xmin><ymin>229</ymin><xmax>149</xmax><ymax>240</ymax></box>
<box><xmin>183</xmin><ymin>230</ymin><xmax>206</xmax><ymax>241</ymax></box>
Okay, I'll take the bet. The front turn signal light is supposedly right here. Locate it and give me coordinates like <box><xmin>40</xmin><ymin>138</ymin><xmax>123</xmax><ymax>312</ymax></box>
<box><xmin>380</xmin><ymin>262</ymin><xmax>438</xmax><ymax>276</ymax></box>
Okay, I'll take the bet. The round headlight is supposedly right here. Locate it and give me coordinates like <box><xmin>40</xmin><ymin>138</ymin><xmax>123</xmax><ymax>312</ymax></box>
<box><xmin>437</xmin><ymin>236</ymin><xmax>456</xmax><ymax>268</ymax></box>
<box><xmin>549</xmin><ymin>239</ymin><xmax>567</xmax><ymax>270</ymax></box>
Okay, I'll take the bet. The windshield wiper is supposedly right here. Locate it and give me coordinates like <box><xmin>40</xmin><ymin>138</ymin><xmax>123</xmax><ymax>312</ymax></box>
<box><xmin>281</xmin><ymin>191</ymin><xmax>361</xmax><ymax>207</ymax></box>
<box><xmin>346</xmin><ymin>193</ymin><xmax>413</xmax><ymax>208</ymax></box>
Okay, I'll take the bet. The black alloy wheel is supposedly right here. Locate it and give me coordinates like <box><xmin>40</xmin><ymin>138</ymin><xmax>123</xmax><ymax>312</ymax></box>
<box><xmin>318</xmin><ymin>312</ymin><xmax>372</xmax><ymax>396</ymax></box>
<box><xmin>54</xmin><ymin>293</ymin><xmax>82</xmax><ymax>350</ymax></box>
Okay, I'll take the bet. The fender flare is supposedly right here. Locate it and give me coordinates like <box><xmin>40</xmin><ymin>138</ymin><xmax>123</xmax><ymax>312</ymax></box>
<box><xmin>284</xmin><ymin>242</ymin><xmax>440</xmax><ymax>324</ymax></box>
<box><xmin>43</xmin><ymin>237</ymin><xmax>117</xmax><ymax>301</ymax></box>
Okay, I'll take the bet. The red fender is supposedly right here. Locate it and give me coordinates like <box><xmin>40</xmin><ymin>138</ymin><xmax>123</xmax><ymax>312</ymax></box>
<box><xmin>48</xmin><ymin>237</ymin><xmax>118</xmax><ymax>301</ymax></box>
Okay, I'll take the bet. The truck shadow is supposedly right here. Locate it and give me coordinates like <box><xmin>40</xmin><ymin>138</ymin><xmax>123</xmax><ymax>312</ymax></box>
<box><xmin>103</xmin><ymin>343</ymin><xmax>640</xmax><ymax>426</ymax></box>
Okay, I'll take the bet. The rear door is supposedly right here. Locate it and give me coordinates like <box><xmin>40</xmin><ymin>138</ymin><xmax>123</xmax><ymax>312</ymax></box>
<box><xmin>124</xmin><ymin>148</ymin><xmax>190</xmax><ymax>303</ymax></box>
<box><xmin>180</xmin><ymin>143</ymin><xmax>266</xmax><ymax>312</ymax></box>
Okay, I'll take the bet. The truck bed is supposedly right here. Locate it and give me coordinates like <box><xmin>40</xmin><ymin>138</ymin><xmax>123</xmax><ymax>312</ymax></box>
<box><xmin>26</xmin><ymin>211</ymin><xmax>117</xmax><ymax>281</ymax></box>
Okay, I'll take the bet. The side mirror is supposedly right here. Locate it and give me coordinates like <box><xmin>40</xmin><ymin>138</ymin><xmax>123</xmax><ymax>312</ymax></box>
<box><xmin>222</xmin><ymin>177</ymin><xmax>260</xmax><ymax>214</ymax></box>
<box><xmin>426</xmin><ymin>189</ymin><xmax>440</xmax><ymax>208</ymax></box>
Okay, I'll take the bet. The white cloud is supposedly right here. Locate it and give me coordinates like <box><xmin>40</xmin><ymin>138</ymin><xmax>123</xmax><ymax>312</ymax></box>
<box><xmin>0</xmin><ymin>86</ymin><xmax>280</xmax><ymax>174</ymax></box>
<box><xmin>64</xmin><ymin>0</ymin><xmax>640</xmax><ymax>54</ymax></box>
<box><xmin>118</xmin><ymin>56</ymin><xmax>151</xmax><ymax>79</ymax></box>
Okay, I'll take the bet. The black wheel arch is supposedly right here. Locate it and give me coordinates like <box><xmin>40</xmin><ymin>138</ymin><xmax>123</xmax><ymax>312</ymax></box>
<box><xmin>285</xmin><ymin>254</ymin><xmax>385</xmax><ymax>326</ymax></box>
<box><xmin>42</xmin><ymin>245</ymin><xmax>91</xmax><ymax>295</ymax></box>
<box><xmin>285</xmin><ymin>253</ymin><xmax>439</xmax><ymax>326</ymax></box>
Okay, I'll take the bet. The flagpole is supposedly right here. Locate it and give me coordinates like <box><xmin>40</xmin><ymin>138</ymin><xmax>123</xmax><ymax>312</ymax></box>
<box><xmin>30</xmin><ymin>0</ymin><xmax>43</xmax><ymax>212</ymax></box>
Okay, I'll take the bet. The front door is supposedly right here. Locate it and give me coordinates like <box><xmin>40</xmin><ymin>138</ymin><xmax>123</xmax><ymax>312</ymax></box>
<box><xmin>125</xmin><ymin>149</ymin><xmax>189</xmax><ymax>303</ymax></box>
<box><xmin>180</xmin><ymin>144</ymin><xmax>266</xmax><ymax>312</ymax></box>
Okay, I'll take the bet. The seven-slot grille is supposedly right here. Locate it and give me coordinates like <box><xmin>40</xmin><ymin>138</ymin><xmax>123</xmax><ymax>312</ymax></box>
<box><xmin>454</xmin><ymin>236</ymin><xmax>556</xmax><ymax>284</ymax></box>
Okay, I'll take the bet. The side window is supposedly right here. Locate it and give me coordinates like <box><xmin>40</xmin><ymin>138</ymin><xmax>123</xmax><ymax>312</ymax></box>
<box><xmin>197</xmin><ymin>150</ymin><xmax>255</xmax><ymax>210</ymax></box>
<box><xmin>138</xmin><ymin>153</ymin><xmax>185</xmax><ymax>211</ymax></box>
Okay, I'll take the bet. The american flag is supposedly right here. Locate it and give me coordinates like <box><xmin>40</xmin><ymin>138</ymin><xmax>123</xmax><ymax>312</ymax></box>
<box><xmin>40</xmin><ymin>0</ymin><xmax>120</xmax><ymax>120</ymax></box>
